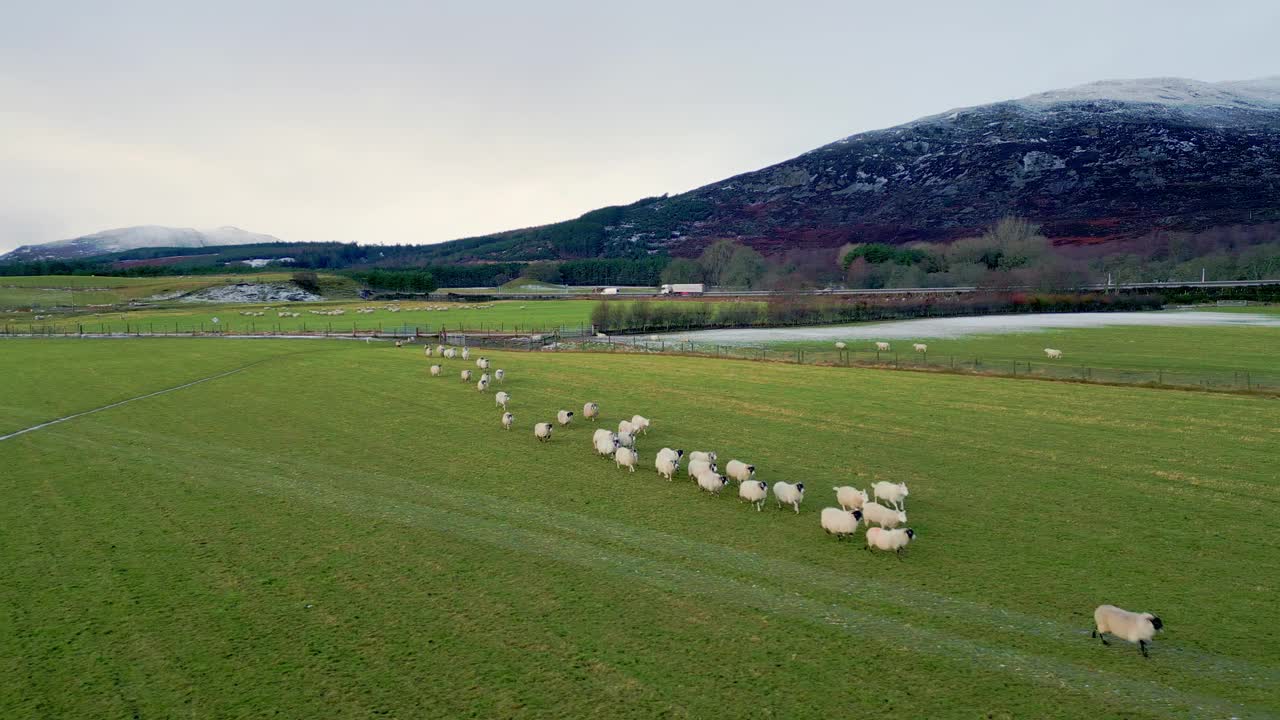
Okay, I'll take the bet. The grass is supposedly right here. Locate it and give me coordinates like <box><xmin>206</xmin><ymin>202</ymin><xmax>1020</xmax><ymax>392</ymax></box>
<box><xmin>2</xmin><ymin>338</ymin><xmax>1278</xmax><ymax>718</ymax></box>
<box><xmin>0</xmin><ymin>274</ymin><xmax>295</xmax><ymax>308</ymax></box>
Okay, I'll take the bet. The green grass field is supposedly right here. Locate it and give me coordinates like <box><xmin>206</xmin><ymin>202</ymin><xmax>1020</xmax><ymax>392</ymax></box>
<box><xmin>2</xmin><ymin>338</ymin><xmax>1277</xmax><ymax>718</ymax></box>
<box><xmin>0</xmin><ymin>274</ymin><xmax>296</xmax><ymax>308</ymax></box>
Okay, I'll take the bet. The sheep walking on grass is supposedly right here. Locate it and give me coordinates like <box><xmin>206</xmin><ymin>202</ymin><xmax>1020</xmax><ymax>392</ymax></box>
<box><xmin>833</xmin><ymin>486</ymin><xmax>868</xmax><ymax>511</ymax></box>
<box><xmin>865</xmin><ymin>527</ymin><xmax>915</xmax><ymax>557</ymax></box>
<box><xmin>424</xmin><ymin>346</ymin><xmax>433</xmax><ymax>357</ymax></box>
<box><xmin>534</xmin><ymin>422</ymin><xmax>553</xmax><ymax>442</ymax></box>
<box><xmin>688</xmin><ymin>451</ymin><xmax>717</xmax><ymax>465</ymax></box>
<box><xmin>557</xmin><ymin>410</ymin><xmax>575</xmax><ymax>427</ymax></box>
<box><xmin>687</xmin><ymin>459</ymin><xmax>716</xmax><ymax>480</ymax></box>
<box><xmin>477</xmin><ymin>378</ymin><xmax>489</xmax><ymax>392</ymax></box>
<box><xmin>583</xmin><ymin>402</ymin><xmax>599</xmax><ymax>421</ymax></box>
<box><xmin>501</xmin><ymin>412</ymin><xmax>514</xmax><ymax>430</ymax></box>
<box><xmin>738</xmin><ymin>481</ymin><xmax>769</xmax><ymax>511</ymax></box>
<box><xmin>773</xmin><ymin>482</ymin><xmax>805</xmax><ymax>514</ymax></box>
<box><xmin>695</xmin><ymin>470</ymin><xmax>729</xmax><ymax>495</ymax></box>
<box><xmin>871</xmin><ymin>481</ymin><xmax>909</xmax><ymax>511</ymax></box>
<box><xmin>593</xmin><ymin>429</ymin><xmax>620</xmax><ymax>457</ymax></box>
<box><xmin>861</xmin><ymin>502</ymin><xmax>907</xmax><ymax>529</ymax></box>
<box><xmin>875</xmin><ymin>341</ymin><xmax>891</xmax><ymax>352</ymax></box>
<box><xmin>913</xmin><ymin>343</ymin><xmax>927</xmax><ymax>353</ymax></box>
<box><xmin>1044</xmin><ymin>348</ymin><xmax>1063</xmax><ymax>360</ymax></box>
<box><xmin>460</xmin><ymin>369</ymin><xmax>473</xmax><ymax>383</ymax></box>
<box><xmin>495</xmin><ymin>369</ymin><xmax>505</xmax><ymax>383</ymax></box>
<box><xmin>629</xmin><ymin>415</ymin><xmax>650</xmax><ymax>434</ymax></box>
<box><xmin>429</xmin><ymin>365</ymin><xmax>442</xmax><ymax>377</ymax></box>
<box><xmin>725</xmin><ymin>460</ymin><xmax>755</xmax><ymax>484</ymax></box>
<box><xmin>835</xmin><ymin>341</ymin><xmax>847</xmax><ymax>350</ymax></box>
<box><xmin>1092</xmin><ymin>605</ymin><xmax>1164</xmax><ymax>657</ymax></box>
<box><xmin>655</xmin><ymin>448</ymin><xmax>683</xmax><ymax>481</ymax></box>
<box><xmin>461</xmin><ymin>348</ymin><xmax>471</xmax><ymax>360</ymax></box>
<box><xmin>495</xmin><ymin>391</ymin><xmax>511</xmax><ymax>410</ymax></box>
<box><xmin>614</xmin><ymin>446</ymin><xmax>638</xmax><ymax>472</ymax></box>
<box><xmin>820</xmin><ymin>507</ymin><xmax>863</xmax><ymax>539</ymax></box>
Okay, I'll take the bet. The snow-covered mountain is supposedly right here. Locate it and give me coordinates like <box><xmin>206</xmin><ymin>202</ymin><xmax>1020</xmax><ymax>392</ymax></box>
<box><xmin>0</xmin><ymin>226</ymin><xmax>283</xmax><ymax>262</ymax></box>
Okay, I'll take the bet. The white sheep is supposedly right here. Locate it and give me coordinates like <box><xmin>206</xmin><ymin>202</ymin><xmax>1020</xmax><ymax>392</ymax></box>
<box><xmin>534</xmin><ymin>422</ymin><xmax>553</xmax><ymax>442</ymax></box>
<box><xmin>593</xmin><ymin>429</ymin><xmax>620</xmax><ymax>457</ymax></box>
<box><xmin>501</xmin><ymin>412</ymin><xmax>514</xmax><ymax>430</ymax></box>
<box><xmin>436</xmin><ymin>344</ymin><xmax>445</xmax><ymax>355</ymax></box>
<box><xmin>655</xmin><ymin>450</ymin><xmax>682</xmax><ymax>481</ymax></box>
<box><xmin>820</xmin><ymin>507</ymin><xmax>864</xmax><ymax>539</ymax></box>
<box><xmin>773</xmin><ymin>482</ymin><xmax>805</xmax><ymax>513</ymax></box>
<box><xmin>583</xmin><ymin>402</ymin><xmax>599</xmax><ymax>421</ymax></box>
<box><xmin>461</xmin><ymin>348</ymin><xmax>471</xmax><ymax>360</ymax></box>
<box><xmin>479</xmin><ymin>373</ymin><xmax>490</xmax><ymax>384</ymax></box>
<box><xmin>725</xmin><ymin>460</ymin><xmax>756</xmax><ymax>484</ymax></box>
<box><xmin>688</xmin><ymin>450</ymin><xmax>717</xmax><ymax>465</ymax></box>
<box><xmin>695</xmin><ymin>470</ymin><xmax>729</xmax><ymax>495</ymax></box>
<box><xmin>429</xmin><ymin>364</ymin><xmax>442</xmax><ymax>377</ymax></box>
<box><xmin>1092</xmin><ymin>605</ymin><xmax>1164</xmax><ymax>657</ymax></box>
<box><xmin>443</xmin><ymin>348</ymin><xmax>456</xmax><ymax>359</ymax></box>
<box><xmin>1044</xmin><ymin>348</ymin><xmax>1063</xmax><ymax>360</ymax></box>
<box><xmin>495</xmin><ymin>391</ymin><xmax>511</xmax><ymax>410</ymax></box>
<box><xmin>616</xmin><ymin>430</ymin><xmax>636</xmax><ymax>449</ymax></box>
<box><xmin>738</xmin><ymin>481</ymin><xmax>769</xmax><ymax>511</ymax></box>
<box><xmin>460</xmin><ymin>369</ymin><xmax>473</xmax><ymax>383</ymax></box>
<box><xmin>618</xmin><ymin>419</ymin><xmax>636</xmax><ymax>435</ymax></box>
<box><xmin>629</xmin><ymin>415</ymin><xmax>650</xmax><ymax>434</ymax></box>
<box><xmin>476</xmin><ymin>357</ymin><xmax>489</xmax><ymax>369</ymax></box>
<box><xmin>557</xmin><ymin>410</ymin><xmax>575</xmax><ymax>426</ymax></box>
<box><xmin>866</xmin><ymin>527</ymin><xmax>915</xmax><ymax>556</ymax></box>
<box><xmin>614</xmin><ymin>446</ymin><xmax>638</xmax><ymax>472</ymax></box>
<box><xmin>687</xmin><ymin>459</ymin><xmax>716</xmax><ymax>479</ymax></box>
<box><xmin>656</xmin><ymin>447</ymin><xmax>683</xmax><ymax>463</ymax></box>
<box><xmin>424</xmin><ymin>346</ymin><xmax>433</xmax><ymax>357</ymax></box>
<box><xmin>494</xmin><ymin>369</ymin><xmax>505</xmax><ymax>383</ymax></box>
<box><xmin>875</xmin><ymin>341</ymin><xmax>891</xmax><ymax>352</ymax></box>
<box><xmin>861</xmin><ymin>501</ymin><xmax>907</xmax><ymax>529</ymax></box>
<box><xmin>477</xmin><ymin>378</ymin><xmax>490</xmax><ymax>392</ymax></box>
<box><xmin>871</xmin><ymin>481</ymin><xmax>909</xmax><ymax>511</ymax></box>
<box><xmin>913</xmin><ymin>343</ymin><xmax>927</xmax><ymax>353</ymax></box>
<box><xmin>835</xmin><ymin>341</ymin><xmax>847</xmax><ymax>350</ymax></box>
<box><xmin>833</xmin><ymin>486</ymin><xmax>868</xmax><ymax>511</ymax></box>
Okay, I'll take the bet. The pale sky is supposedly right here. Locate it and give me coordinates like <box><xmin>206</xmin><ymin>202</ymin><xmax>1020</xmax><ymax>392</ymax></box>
<box><xmin>1</xmin><ymin>0</ymin><xmax>1277</xmax><ymax>253</ymax></box>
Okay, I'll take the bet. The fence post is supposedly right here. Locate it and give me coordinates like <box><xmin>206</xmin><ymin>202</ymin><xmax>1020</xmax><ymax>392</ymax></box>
<box><xmin>1158</xmin><ymin>369</ymin><xmax>1163</xmax><ymax>385</ymax></box>
<box><xmin>1246</xmin><ymin>372</ymin><xmax>1252</xmax><ymax>391</ymax></box>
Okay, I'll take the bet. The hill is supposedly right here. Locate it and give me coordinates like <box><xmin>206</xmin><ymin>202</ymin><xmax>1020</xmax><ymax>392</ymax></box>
<box><xmin>0</xmin><ymin>225</ymin><xmax>282</xmax><ymax>262</ymax></box>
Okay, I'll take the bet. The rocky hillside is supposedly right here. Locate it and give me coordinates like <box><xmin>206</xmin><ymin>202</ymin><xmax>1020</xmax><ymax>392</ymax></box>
<box><xmin>0</xmin><ymin>226</ymin><xmax>281</xmax><ymax>262</ymax></box>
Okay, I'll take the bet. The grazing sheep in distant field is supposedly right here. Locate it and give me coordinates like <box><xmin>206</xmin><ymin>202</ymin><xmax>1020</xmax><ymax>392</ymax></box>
<box><xmin>495</xmin><ymin>369</ymin><xmax>505</xmax><ymax>383</ymax></box>
<box><xmin>614</xmin><ymin>446</ymin><xmax>638</xmax><ymax>472</ymax></box>
<box><xmin>696</xmin><ymin>470</ymin><xmax>729</xmax><ymax>495</ymax></box>
<box><xmin>861</xmin><ymin>501</ymin><xmax>907</xmax><ymax>529</ymax></box>
<box><xmin>866</xmin><ymin>527</ymin><xmax>914</xmax><ymax>556</ymax></box>
<box><xmin>820</xmin><ymin>507</ymin><xmax>864</xmax><ymax>539</ymax></box>
<box><xmin>629</xmin><ymin>415</ymin><xmax>650</xmax><ymax>434</ymax></box>
<box><xmin>913</xmin><ymin>343</ymin><xmax>927</xmax><ymax>353</ymax></box>
<box><xmin>688</xmin><ymin>450</ymin><xmax>717</xmax><ymax>465</ymax></box>
<box><xmin>583</xmin><ymin>402</ymin><xmax>599</xmax><ymax>421</ymax></box>
<box><xmin>460</xmin><ymin>369</ymin><xmax>473</xmax><ymax>383</ymax></box>
<box><xmin>534</xmin><ymin>422</ymin><xmax>553</xmax><ymax>441</ymax></box>
<box><xmin>478</xmin><ymin>358</ymin><xmax>490</xmax><ymax>370</ymax></box>
<box><xmin>495</xmin><ymin>391</ymin><xmax>511</xmax><ymax>409</ymax></box>
<box><xmin>1092</xmin><ymin>605</ymin><xmax>1164</xmax><ymax>657</ymax></box>
<box><xmin>738</xmin><ymin>481</ymin><xmax>769</xmax><ymax>511</ymax></box>
<box><xmin>593</xmin><ymin>429</ymin><xmax>620</xmax><ymax>457</ymax></box>
<box><xmin>477</xmin><ymin>378</ymin><xmax>489</xmax><ymax>392</ymax></box>
<box><xmin>835</xmin><ymin>341</ymin><xmax>847</xmax><ymax>350</ymax></box>
<box><xmin>725</xmin><ymin>460</ymin><xmax>755</xmax><ymax>484</ymax></box>
<box><xmin>655</xmin><ymin>451</ymin><xmax>682</xmax><ymax>480</ymax></box>
<box><xmin>871</xmin><ymin>481</ymin><xmax>909</xmax><ymax>511</ymax></box>
<box><xmin>436</xmin><ymin>344</ymin><xmax>445</xmax><ymax>355</ymax></box>
<box><xmin>429</xmin><ymin>364</ymin><xmax>442</xmax><ymax>377</ymax></box>
<box><xmin>833</xmin><ymin>486</ymin><xmax>868</xmax><ymax>511</ymax></box>
<box><xmin>424</xmin><ymin>346</ymin><xmax>433</xmax><ymax>357</ymax></box>
<box><xmin>557</xmin><ymin>410</ymin><xmax>575</xmax><ymax>426</ymax></box>
<box><xmin>616</xmin><ymin>430</ymin><xmax>636</xmax><ymax>449</ymax></box>
<box><xmin>618</xmin><ymin>419</ymin><xmax>636</xmax><ymax>435</ymax></box>
<box><xmin>395</xmin><ymin>340</ymin><xmax>402</xmax><ymax>348</ymax></box>
<box><xmin>461</xmin><ymin>348</ymin><xmax>471</xmax><ymax>360</ymax></box>
<box><xmin>501</xmin><ymin>412</ymin><xmax>514</xmax><ymax>430</ymax></box>
<box><xmin>1044</xmin><ymin>348</ymin><xmax>1063</xmax><ymax>360</ymax></box>
<box><xmin>444</xmin><ymin>348</ymin><xmax>456</xmax><ymax>359</ymax></box>
<box><xmin>773</xmin><ymin>482</ymin><xmax>805</xmax><ymax>513</ymax></box>
<box><xmin>875</xmin><ymin>341</ymin><xmax>891</xmax><ymax>352</ymax></box>
<box><xmin>687</xmin><ymin>459</ymin><xmax>716</xmax><ymax>479</ymax></box>
<box><xmin>479</xmin><ymin>373</ymin><xmax>490</xmax><ymax>384</ymax></box>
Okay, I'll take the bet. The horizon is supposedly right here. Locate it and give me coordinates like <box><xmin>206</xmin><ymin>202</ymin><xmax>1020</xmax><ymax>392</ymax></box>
<box><xmin>2</xmin><ymin>1</ymin><xmax>1278</xmax><ymax>253</ymax></box>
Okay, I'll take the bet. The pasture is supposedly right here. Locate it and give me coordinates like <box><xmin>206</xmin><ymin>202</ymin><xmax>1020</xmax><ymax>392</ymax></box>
<box><xmin>2</xmin><ymin>338</ymin><xmax>1277</xmax><ymax>718</ymax></box>
<box><xmin>0</xmin><ymin>274</ymin><xmax>299</xmax><ymax>308</ymax></box>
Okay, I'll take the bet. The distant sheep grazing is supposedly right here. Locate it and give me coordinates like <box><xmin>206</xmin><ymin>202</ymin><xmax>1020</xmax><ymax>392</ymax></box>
<box><xmin>913</xmin><ymin>343</ymin><xmax>927</xmax><ymax>353</ymax></box>
<box><xmin>861</xmin><ymin>501</ymin><xmax>907</xmax><ymax>529</ymax></box>
<box><xmin>871</xmin><ymin>481</ymin><xmax>909</xmax><ymax>511</ymax></box>
<box><xmin>629</xmin><ymin>415</ymin><xmax>650</xmax><ymax>434</ymax></box>
<box><xmin>534</xmin><ymin>422</ymin><xmax>553</xmax><ymax>442</ymax></box>
<box><xmin>424</xmin><ymin>346</ymin><xmax>433</xmax><ymax>357</ymax></box>
<box><xmin>557</xmin><ymin>410</ymin><xmax>575</xmax><ymax>426</ymax></box>
<box><xmin>1092</xmin><ymin>605</ymin><xmax>1164</xmax><ymax>657</ymax></box>
<box><xmin>495</xmin><ymin>391</ymin><xmax>511</xmax><ymax>410</ymax></box>
<box><xmin>614</xmin><ymin>446</ymin><xmax>638</xmax><ymax>472</ymax></box>
<box><xmin>460</xmin><ymin>369</ymin><xmax>473</xmax><ymax>383</ymax></box>
<box><xmin>501</xmin><ymin>412</ymin><xmax>514</xmax><ymax>430</ymax></box>
<box><xmin>583</xmin><ymin>402</ymin><xmax>599</xmax><ymax>421</ymax></box>
<box><xmin>738</xmin><ymin>481</ymin><xmax>769</xmax><ymax>511</ymax></box>
<box><xmin>875</xmin><ymin>341</ymin><xmax>891</xmax><ymax>352</ymax></box>
<box><xmin>820</xmin><ymin>507</ymin><xmax>864</xmax><ymax>539</ymax></box>
<box><xmin>833</xmin><ymin>486</ymin><xmax>868</xmax><ymax>511</ymax></box>
<box><xmin>865</xmin><ymin>527</ymin><xmax>915</xmax><ymax>556</ymax></box>
<box><xmin>773</xmin><ymin>482</ymin><xmax>805</xmax><ymax>513</ymax></box>
<box><xmin>461</xmin><ymin>348</ymin><xmax>471</xmax><ymax>360</ymax></box>
<box><xmin>477</xmin><ymin>378</ymin><xmax>489</xmax><ymax>392</ymax></box>
<box><xmin>1044</xmin><ymin>348</ymin><xmax>1063</xmax><ymax>360</ymax></box>
<box><xmin>429</xmin><ymin>364</ymin><xmax>442</xmax><ymax>377</ymax></box>
<box><xmin>593</xmin><ymin>429</ymin><xmax>620</xmax><ymax>457</ymax></box>
<box><xmin>495</xmin><ymin>369</ymin><xmax>505</xmax><ymax>383</ymax></box>
<box><xmin>725</xmin><ymin>460</ymin><xmax>756</xmax><ymax>484</ymax></box>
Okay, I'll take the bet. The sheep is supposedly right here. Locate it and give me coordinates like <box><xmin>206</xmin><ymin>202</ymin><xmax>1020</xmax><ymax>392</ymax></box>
<box><xmin>738</xmin><ymin>481</ymin><xmax>769</xmax><ymax>511</ymax></box>
<box><xmin>424</xmin><ymin>346</ymin><xmax>433</xmax><ymax>357</ymax></box>
<box><xmin>436</xmin><ymin>344</ymin><xmax>445</xmax><ymax>355</ymax></box>
<box><xmin>461</xmin><ymin>348</ymin><xmax>471</xmax><ymax>360</ymax></box>
<box><xmin>495</xmin><ymin>369</ymin><xmax>505</xmax><ymax>383</ymax></box>
<box><xmin>501</xmin><ymin>411</ymin><xmax>514</xmax><ymax>430</ymax></box>
<box><xmin>476</xmin><ymin>357</ymin><xmax>489</xmax><ymax>370</ymax></box>
<box><xmin>725</xmin><ymin>460</ymin><xmax>756</xmax><ymax>484</ymax></box>
<box><xmin>460</xmin><ymin>369</ymin><xmax>473</xmax><ymax>383</ymax></box>
<box><xmin>429</xmin><ymin>364</ymin><xmax>442</xmax><ymax>377</ymax></box>
<box><xmin>1092</xmin><ymin>605</ymin><xmax>1164</xmax><ymax>657</ymax></box>
<box><xmin>629</xmin><ymin>415</ymin><xmax>650</xmax><ymax>435</ymax></box>
<box><xmin>913</xmin><ymin>343</ymin><xmax>927</xmax><ymax>353</ymax></box>
<box><xmin>820</xmin><ymin>507</ymin><xmax>864</xmax><ymax>539</ymax></box>
<box><xmin>835</xmin><ymin>341</ymin><xmax>847</xmax><ymax>350</ymax></box>
<box><xmin>477</xmin><ymin>378</ymin><xmax>489</xmax><ymax>392</ymax></box>
<box><xmin>616</xmin><ymin>430</ymin><xmax>637</xmax><ymax>449</ymax></box>
<box><xmin>593</xmin><ymin>430</ymin><xmax>621</xmax><ymax>457</ymax></box>
<box><xmin>687</xmin><ymin>459</ymin><xmax>717</xmax><ymax>479</ymax></box>
<box><xmin>656</xmin><ymin>447</ymin><xmax>683</xmax><ymax>463</ymax></box>
<box><xmin>583</xmin><ymin>402</ymin><xmax>599</xmax><ymax>421</ymax></box>
<box><xmin>395</xmin><ymin>340</ymin><xmax>402</xmax><ymax>348</ymax></box>
<box><xmin>614</xmin><ymin>446</ymin><xmax>638</xmax><ymax>472</ymax></box>
<box><xmin>444</xmin><ymin>348</ymin><xmax>456</xmax><ymax>359</ymax></box>
<box><xmin>861</xmin><ymin>501</ymin><xmax>907</xmax><ymax>529</ymax></box>
<box><xmin>695</xmin><ymin>470</ymin><xmax>729</xmax><ymax>495</ymax></box>
<box><xmin>1044</xmin><ymin>348</ymin><xmax>1063</xmax><ymax>360</ymax></box>
<box><xmin>534</xmin><ymin>422</ymin><xmax>553</xmax><ymax>442</ymax></box>
<box><xmin>773</xmin><ymin>482</ymin><xmax>805</xmax><ymax>513</ymax></box>
<box><xmin>495</xmin><ymin>391</ymin><xmax>511</xmax><ymax>410</ymax></box>
<box><xmin>871</xmin><ymin>481</ymin><xmax>909</xmax><ymax>511</ymax></box>
<box><xmin>557</xmin><ymin>410</ymin><xmax>575</xmax><ymax>426</ymax></box>
<box><xmin>618</xmin><ymin>419</ymin><xmax>636</xmax><ymax>435</ymax></box>
<box><xmin>655</xmin><ymin>451</ymin><xmax>682</xmax><ymax>481</ymax></box>
<box><xmin>479</xmin><ymin>372</ymin><xmax>490</xmax><ymax>384</ymax></box>
<box><xmin>875</xmin><ymin>341</ymin><xmax>891</xmax><ymax>352</ymax></box>
<box><xmin>866</xmin><ymin>527</ymin><xmax>915</xmax><ymax>556</ymax></box>
<box><xmin>688</xmin><ymin>450</ymin><xmax>717</xmax><ymax>465</ymax></box>
<box><xmin>833</xmin><ymin>486</ymin><xmax>868</xmax><ymax>511</ymax></box>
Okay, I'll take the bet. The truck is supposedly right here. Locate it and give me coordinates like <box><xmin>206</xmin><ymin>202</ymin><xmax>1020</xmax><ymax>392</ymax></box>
<box><xmin>659</xmin><ymin>283</ymin><xmax>705</xmax><ymax>295</ymax></box>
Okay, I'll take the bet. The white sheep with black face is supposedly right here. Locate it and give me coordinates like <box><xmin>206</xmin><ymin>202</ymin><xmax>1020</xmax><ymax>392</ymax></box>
<box><xmin>865</xmin><ymin>527</ymin><xmax>915</xmax><ymax>556</ymax></box>
<box><xmin>1092</xmin><ymin>605</ymin><xmax>1164</xmax><ymax>657</ymax></box>
<box><xmin>773</xmin><ymin>482</ymin><xmax>805</xmax><ymax>514</ymax></box>
<box><xmin>501</xmin><ymin>412</ymin><xmax>514</xmax><ymax>430</ymax></box>
<box><xmin>739</xmin><ymin>481</ymin><xmax>769</xmax><ymax>511</ymax></box>
<box><xmin>820</xmin><ymin>507</ymin><xmax>863</xmax><ymax>538</ymax></box>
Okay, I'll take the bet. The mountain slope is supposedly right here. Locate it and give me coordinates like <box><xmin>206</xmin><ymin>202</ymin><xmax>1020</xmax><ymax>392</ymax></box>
<box><xmin>0</xmin><ymin>226</ymin><xmax>282</xmax><ymax>262</ymax></box>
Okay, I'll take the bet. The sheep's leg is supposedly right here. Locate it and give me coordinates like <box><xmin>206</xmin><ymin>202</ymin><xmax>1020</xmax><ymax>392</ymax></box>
<box><xmin>793</xmin><ymin>504</ymin><xmax>800</xmax><ymax>514</ymax></box>
<box><xmin>1097</xmin><ymin>632</ymin><xmax>1110</xmax><ymax>646</ymax></box>
<box><xmin>1140</xmin><ymin>640</ymin><xmax>1149</xmax><ymax>658</ymax></box>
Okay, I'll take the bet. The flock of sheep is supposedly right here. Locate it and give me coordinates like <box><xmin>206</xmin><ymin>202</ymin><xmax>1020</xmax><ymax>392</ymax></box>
<box><xmin>414</xmin><ymin>339</ymin><xmax>1160</xmax><ymax>657</ymax></box>
<box><xmin>835</xmin><ymin>340</ymin><xmax>1065</xmax><ymax>361</ymax></box>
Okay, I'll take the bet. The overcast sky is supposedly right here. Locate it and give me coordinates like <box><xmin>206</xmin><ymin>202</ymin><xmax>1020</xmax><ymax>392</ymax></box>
<box><xmin>1</xmin><ymin>0</ymin><xmax>1277</xmax><ymax>252</ymax></box>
